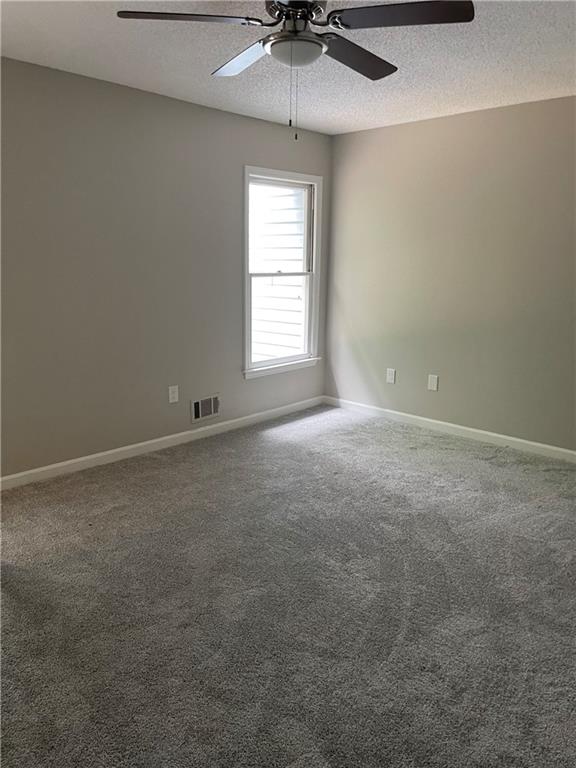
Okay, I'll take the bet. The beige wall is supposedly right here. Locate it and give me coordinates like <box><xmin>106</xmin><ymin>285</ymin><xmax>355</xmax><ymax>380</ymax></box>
<box><xmin>1</xmin><ymin>59</ymin><xmax>332</xmax><ymax>475</ymax></box>
<box><xmin>327</xmin><ymin>97</ymin><xmax>576</xmax><ymax>449</ymax></box>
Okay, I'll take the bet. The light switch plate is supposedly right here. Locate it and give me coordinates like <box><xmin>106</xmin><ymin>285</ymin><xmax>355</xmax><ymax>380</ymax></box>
<box><xmin>386</xmin><ymin>368</ymin><xmax>396</xmax><ymax>384</ymax></box>
<box><xmin>427</xmin><ymin>374</ymin><xmax>439</xmax><ymax>392</ymax></box>
<box><xmin>168</xmin><ymin>385</ymin><xmax>179</xmax><ymax>404</ymax></box>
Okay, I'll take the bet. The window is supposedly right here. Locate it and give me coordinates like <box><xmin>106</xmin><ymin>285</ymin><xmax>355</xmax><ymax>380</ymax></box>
<box><xmin>244</xmin><ymin>167</ymin><xmax>322</xmax><ymax>378</ymax></box>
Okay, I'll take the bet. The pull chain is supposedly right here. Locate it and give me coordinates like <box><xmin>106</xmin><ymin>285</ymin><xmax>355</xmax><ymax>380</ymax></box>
<box><xmin>288</xmin><ymin>42</ymin><xmax>298</xmax><ymax>141</ymax></box>
<box><xmin>288</xmin><ymin>42</ymin><xmax>293</xmax><ymax>131</ymax></box>
<box><xmin>294</xmin><ymin>67</ymin><xmax>299</xmax><ymax>141</ymax></box>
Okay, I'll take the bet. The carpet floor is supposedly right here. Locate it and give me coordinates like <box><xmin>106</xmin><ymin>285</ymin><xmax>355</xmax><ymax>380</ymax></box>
<box><xmin>2</xmin><ymin>406</ymin><xmax>576</xmax><ymax>767</ymax></box>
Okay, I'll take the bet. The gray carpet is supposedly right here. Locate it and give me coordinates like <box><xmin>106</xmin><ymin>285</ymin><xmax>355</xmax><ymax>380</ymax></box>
<box><xmin>2</xmin><ymin>406</ymin><xmax>576</xmax><ymax>768</ymax></box>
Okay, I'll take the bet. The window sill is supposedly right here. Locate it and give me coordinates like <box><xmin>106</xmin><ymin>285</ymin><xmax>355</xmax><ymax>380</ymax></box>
<box><xmin>243</xmin><ymin>357</ymin><xmax>321</xmax><ymax>380</ymax></box>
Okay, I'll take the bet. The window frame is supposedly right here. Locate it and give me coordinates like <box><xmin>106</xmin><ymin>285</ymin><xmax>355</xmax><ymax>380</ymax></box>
<box><xmin>243</xmin><ymin>166</ymin><xmax>323</xmax><ymax>379</ymax></box>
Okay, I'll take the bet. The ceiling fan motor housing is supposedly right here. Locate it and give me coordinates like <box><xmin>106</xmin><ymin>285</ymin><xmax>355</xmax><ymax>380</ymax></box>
<box><xmin>265</xmin><ymin>1</ymin><xmax>327</xmax><ymax>22</ymax></box>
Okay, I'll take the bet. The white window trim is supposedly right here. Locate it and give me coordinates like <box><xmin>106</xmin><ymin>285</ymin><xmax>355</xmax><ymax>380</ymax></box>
<box><xmin>243</xmin><ymin>166</ymin><xmax>323</xmax><ymax>379</ymax></box>
<box><xmin>243</xmin><ymin>356</ymin><xmax>322</xmax><ymax>379</ymax></box>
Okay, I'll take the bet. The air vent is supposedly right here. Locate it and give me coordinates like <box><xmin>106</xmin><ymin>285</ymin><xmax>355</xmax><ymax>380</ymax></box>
<box><xmin>191</xmin><ymin>394</ymin><xmax>220</xmax><ymax>422</ymax></box>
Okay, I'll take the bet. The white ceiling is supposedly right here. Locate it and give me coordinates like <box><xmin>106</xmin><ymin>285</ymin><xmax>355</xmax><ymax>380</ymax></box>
<box><xmin>2</xmin><ymin>0</ymin><xmax>575</xmax><ymax>134</ymax></box>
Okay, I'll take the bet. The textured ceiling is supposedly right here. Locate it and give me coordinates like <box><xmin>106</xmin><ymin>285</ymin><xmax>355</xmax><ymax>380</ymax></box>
<box><xmin>2</xmin><ymin>0</ymin><xmax>575</xmax><ymax>134</ymax></box>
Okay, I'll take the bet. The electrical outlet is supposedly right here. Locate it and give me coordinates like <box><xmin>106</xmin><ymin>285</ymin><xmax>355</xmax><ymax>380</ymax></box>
<box><xmin>168</xmin><ymin>385</ymin><xmax>179</xmax><ymax>404</ymax></box>
<box><xmin>427</xmin><ymin>374</ymin><xmax>439</xmax><ymax>392</ymax></box>
<box><xmin>386</xmin><ymin>368</ymin><xmax>396</xmax><ymax>384</ymax></box>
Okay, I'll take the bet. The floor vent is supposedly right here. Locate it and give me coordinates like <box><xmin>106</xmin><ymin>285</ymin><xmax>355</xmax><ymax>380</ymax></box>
<box><xmin>192</xmin><ymin>395</ymin><xmax>220</xmax><ymax>422</ymax></box>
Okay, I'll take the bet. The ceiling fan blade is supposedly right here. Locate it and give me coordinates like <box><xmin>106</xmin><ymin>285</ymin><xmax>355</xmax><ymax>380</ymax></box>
<box><xmin>328</xmin><ymin>1</ymin><xmax>474</xmax><ymax>30</ymax></box>
<box><xmin>212</xmin><ymin>40</ymin><xmax>267</xmax><ymax>77</ymax></box>
<box><xmin>117</xmin><ymin>11</ymin><xmax>264</xmax><ymax>27</ymax></box>
<box><xmin>320</xmin><ymin>34</ymin><xmax>397</xmax><ymax>80</ymax></box>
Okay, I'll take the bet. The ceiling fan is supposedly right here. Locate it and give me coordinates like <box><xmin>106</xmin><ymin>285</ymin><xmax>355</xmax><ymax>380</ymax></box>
<box><xmin>118</xmin><ymin>1</ymin><xmax>475</xmax><ymax>81</ymax></box>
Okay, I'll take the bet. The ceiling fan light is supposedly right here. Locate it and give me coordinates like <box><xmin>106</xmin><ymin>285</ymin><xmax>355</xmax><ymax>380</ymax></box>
<box><xmin>266</xmin><ymin>36</ymin><xmax>327</xmax><ymax>68</ymax></box>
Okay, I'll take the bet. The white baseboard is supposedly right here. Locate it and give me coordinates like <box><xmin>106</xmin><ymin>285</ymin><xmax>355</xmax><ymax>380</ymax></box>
<box><xmin>4</xmin><ymin>394</ymin><xmax>574</xmax><ymax>490</ymax></box>
<box><xmin>323</xmin><ymin>396</ymin><xmax>576</xmax><ymax>464</ymax></box>
<box><xmin>1</xmin><ymin>396</ymin><xmax>324</xmax><ymax>490</ymax></box>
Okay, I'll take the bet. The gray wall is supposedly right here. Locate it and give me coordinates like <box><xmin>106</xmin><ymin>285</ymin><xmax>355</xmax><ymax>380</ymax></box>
<box><xmin>327</xmin><ymin>97</ymin><xmax>576</xmax><ymax>449</ymax></box>
<box><xmin>1</xmin><ymin>59</ymin><xmax>332</xmax><ymax>475</ymax></box>
<box><xmin>3</xmin><ymin>60</ymin><xmax>574</xmax><ymax>475</ymax></box>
